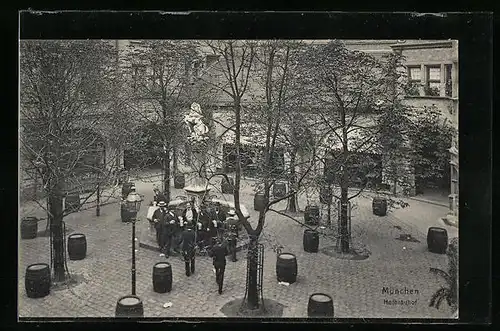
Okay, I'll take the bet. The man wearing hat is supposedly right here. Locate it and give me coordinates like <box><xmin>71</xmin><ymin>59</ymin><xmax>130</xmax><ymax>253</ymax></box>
<box><xmin>152</xmin><ymin>201</ymin><xmax>168</xmax><ymax>254</ymax></box>
<box><xmin>153</xmin><ymin>201</ymin><xmax>176</xmax><ymax>257</ymax></box>
<box><xmin>181</xmin><ymin>223</ymin><xmax>196</xmax><ymax>277</ymax></box>
<box><xmin>209</xmin><ymin>237</ymin><xmax>229</xmax><ymax>294</ymax></box>
<box><xmin>164</xmin><ymin>206</ymin><xmax>177</xmax><ymax>257</ymax></box>
<box><xmin>226</xmin><ymin>209</ymin><xmax>239</xmax><ymax>262</ymax></box>
<box><xmin>198</xmin><ymin>205</ymin><xmax>211</xmax><ymax>251</ymax></box>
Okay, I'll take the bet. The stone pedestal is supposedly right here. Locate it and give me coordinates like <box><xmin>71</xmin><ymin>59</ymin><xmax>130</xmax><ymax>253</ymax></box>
<box><xmin>139</xmin><ymin>214</ymin><xmax>159</xmax><ymax>252</ymax></box>
<box><xmin>184</xmin><ymin>184</ymin><xmax>211</xmax><ymax>210</ymax></box>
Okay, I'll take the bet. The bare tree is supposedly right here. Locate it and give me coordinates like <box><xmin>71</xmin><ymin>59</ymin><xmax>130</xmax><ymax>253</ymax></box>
<box><xmin>20</xmin><ymin>40</ymin><xmax>130</xmax><ymax>282</ymax></box>
<box><xmin>122</xmin><ymin>40</ymin><xmax>201</xmax><ymax>200</ymax></box>
<box><xmin>295</xmin><ymin>41</ymin><xmax>416</xmax><ymax>254</ymax></box>
<box><xmin>199</xmin><ymin>40</ymin><xmax>317</xmax><ymax>311</ymax></box>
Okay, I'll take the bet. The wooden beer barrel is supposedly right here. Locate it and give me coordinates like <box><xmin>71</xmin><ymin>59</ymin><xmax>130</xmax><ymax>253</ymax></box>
<box><xmin>304</xmin><ymin>205</ymin><xmax>320</xmax><ymax>225</ymax></box>
<box><xmin>115</xmin><ymin>295</ymin><xmax>144</xmax><ymax>317</ymax></box>
<box><xmin>68</xmin><ymin>233</ymin><xmax>87</xmax><ymax>260</ymax></box>
<box><xmin>372</xmin><ymin>197</ymin><xmax>387</xmax><ymax>216</ymax></box>
<box><xmin>254</xmin><ymin>193</ymin><xmax>266</xmax><ymax>212</ymax></box>
<box><xmin>272</xmin><ymin>182</ymin><xmax>287</xmax><ymax>198</ymax></box>
<box><xmin>303</xmin><ymin>229</ymin><xmax>319</xmax><ymax>253</ymax></box>
<box><xmin>25</xmin><ymin>263</ymin><xmax>51</xmax><ymax>298</ymax></box>
<box><xmin>152</xmin><ymin>262</ymin><xmax>173</xmax><ymax>293</ymax></box>
<box><xmin>308</xmin><ymin>293</ymin><xmax>334</xmax><ymax>317</ymax></box>
<box><xmin>427</xmin><ymin>227</ymin><xmax>448</xmax><ymax>254</ymax></box>
<box><xmin>21</xmin><ymin>217</ymin><xmax>38</xmax><ymax>240</ymax></box>
<box><xmin>174</xmin><ymin>174</ymin><xmax>185</xmax><ymax>189</ymax></box>
<box><xmin>276</xmin><ymin>253</ymin><xmax>297</xmax><ymax>284</ymax></box>
<box><xmin>221</xmin><ymin>177</ymin><xmax>235</xmax><ymax>194</ymax></box>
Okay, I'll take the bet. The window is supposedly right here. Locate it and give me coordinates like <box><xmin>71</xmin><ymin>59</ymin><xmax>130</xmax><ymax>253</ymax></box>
<box><xmin>407</xmin><ymin>66</ymin><xmax>421</xmax><ymax>96</ymax></box>
<box><xmin>425</xmin><ymin>66</ymin><xmax>441</xmax><ymax>96</ymax></box>
<box><xmin>205</xmin><ymin>54</ymin><xmax>219</xmax><ymax>66</ymax></box>
<box><xmin>445</xmin><ymin>64</ymin><xmax>453</xmax><ymax>97</ymax></box>
<box><xmin>409</xmin><ymin>67</ymin><xmax>421</xmax><ymax>81</ymax></box>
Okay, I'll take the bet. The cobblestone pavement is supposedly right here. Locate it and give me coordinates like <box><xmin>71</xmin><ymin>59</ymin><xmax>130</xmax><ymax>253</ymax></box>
<box><xmin>19</xmin><ymin>176</ymin><xmax>456</xmax><ymax>319</ymax></box>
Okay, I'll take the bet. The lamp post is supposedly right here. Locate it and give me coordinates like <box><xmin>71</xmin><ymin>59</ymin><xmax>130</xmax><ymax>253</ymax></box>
<box><xmin>124</xmin><ymin>191</ymin><xmax>142</xmax><ymax>295</ymax></box>
<box><xmin>115</xmin><ymin>190</ymin><xmax>144</xmax><ymax>318</ymax></box>
<box><xmin>125</xmin><ymin>191</ymin><xmax>142</xmax><ymax>295</ymax></box>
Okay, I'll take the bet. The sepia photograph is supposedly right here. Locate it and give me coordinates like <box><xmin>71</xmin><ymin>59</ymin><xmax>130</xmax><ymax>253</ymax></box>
<box><xmin>19</xmin><ymin>38</ymin><xmax>460</xmax><ymax>319</ymax></box>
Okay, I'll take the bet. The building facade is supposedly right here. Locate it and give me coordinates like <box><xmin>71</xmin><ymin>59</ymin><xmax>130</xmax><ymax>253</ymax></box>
<box><xmin>114</xmin><ymin>40</ymin><xmax>459</xmax><ymax>216</ymax></box>
<box><xmin>390</xmin><ymin>40</ymin><xmax>459</xmax><ymax>216</ymax></box>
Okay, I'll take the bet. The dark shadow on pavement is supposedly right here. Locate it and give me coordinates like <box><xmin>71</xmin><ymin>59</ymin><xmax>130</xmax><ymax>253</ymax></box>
<box><xmin>220</xmin><ymin>297</ymin><xmax>285</xmax><ymax>317</ymax></box>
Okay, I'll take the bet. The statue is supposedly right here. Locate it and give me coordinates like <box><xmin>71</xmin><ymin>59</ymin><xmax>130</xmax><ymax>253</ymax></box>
<box><xmin>184</xmin><ymin>102</ymin><xmax>209</xmax><ymax>144</ymax></box>
<box><xmin>183</xmin><ymin>102</ymin><xmax>211</xmax><ymax>210</ymax></box>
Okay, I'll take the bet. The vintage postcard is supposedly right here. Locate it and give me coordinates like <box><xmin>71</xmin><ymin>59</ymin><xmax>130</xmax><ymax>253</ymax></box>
<box><xmin>18</xmin><ymin>13</ymin><xmax>469</xmax><ymax>321</ymax></box>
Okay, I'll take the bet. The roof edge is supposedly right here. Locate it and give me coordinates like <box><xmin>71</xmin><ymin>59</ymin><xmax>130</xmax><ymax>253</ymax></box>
<box><xmin>390</xmin><ymin>41</ymin><xmax>454</xmax><ymax>50</ymax></box>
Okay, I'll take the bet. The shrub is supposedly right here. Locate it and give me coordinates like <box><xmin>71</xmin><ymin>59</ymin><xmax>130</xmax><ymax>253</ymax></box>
<box><xmin>429</xmin><ymin>237</ymin><xmax>458</xmax><ymax>311</ymax></box>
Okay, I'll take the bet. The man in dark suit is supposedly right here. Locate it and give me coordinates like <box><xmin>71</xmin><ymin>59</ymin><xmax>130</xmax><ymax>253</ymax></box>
<box><xmin>163</xmin><ymin>207</ymin><xmax>177</xmax><ymax>257</ymax></box>
<box><xmin>152</xmin><ymin>201</ymin><xmax>168</xmax><ymax>255</ymax></box>
<box><xmin>207</xmin><ymin>208</ymin><xmax>219</xmax><ymax>249</ymax></box>
<box><xmin>226</xmin><ymin>209</ymin><xmax>239</xmax><ymax>262</ymax></box>
<box><xmin>216</xmin><ymin>205</ymin><xmax>227</xmax><ymax>238</ymax></box>
<box><xmin>210</xmin><ymin>238</ymin><xmax>229</xmax><ymax>294</ymax></box>
<box><xmin>181</xmin><ymin>224</ymin><xmax>196</xmax><ymax>277</ymax></box>
<box><xmin>198</xmin><ymin>206</ymin><xmax>211</xmax><ymax>250</ymax></box>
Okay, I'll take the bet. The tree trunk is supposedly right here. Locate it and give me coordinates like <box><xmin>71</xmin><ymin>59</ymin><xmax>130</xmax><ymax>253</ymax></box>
<box><xmin>172</xmin><ymin>145</ymin><xmax>178</xmax><ymax>176</ymax></box>
<box><xmin>245</xmin><ymin>235</ymin><xmax>260</xmax><ymax>310</ymax></box>
<box><xmin>339</xmin><ymin>186</ymin><xmax>350</xmax><ymax>253</ymax></box>
<box><xmin>163</xmin><ymin>145</ymin><xmax>171</xmax><ymax>202</ymax></box>
<box><xmin>96</xmin><ymin>182</ymin><xmax>101</xmax><ymax>217</ymax></box>
<box><xmin>48</xmin><ymin>183</ymin><xmax>67</xmax><ymax>282</ymax></box>
<box><xmin>287</xmin><ymin>150</ymin><xmax>298</xmax><ymax>213</ymax></box>
<box><xmin>161</xmin><ymin>101</ymin><xmax>171</xmax><ymax>201</ymax></box>
<box><xmin>327</xmin><ymin>198</ymin><xmax>332</xmax><ymax>227</ymax></box>
<box><xmin>340</xmin><ymin>103</ymin><xmax>350</xmax><ymax>253</ymax></box>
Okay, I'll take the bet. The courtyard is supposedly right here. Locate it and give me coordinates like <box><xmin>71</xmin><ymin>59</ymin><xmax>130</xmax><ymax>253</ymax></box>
<box><xmin>19</xmin><ymin>175</ymin><xmax>457</xmax><ymax>319</ymax></box>
<box><xmin>19</xmin><ymin>38</ymin><xmax>460</xmax><ymax>320</ymax></box>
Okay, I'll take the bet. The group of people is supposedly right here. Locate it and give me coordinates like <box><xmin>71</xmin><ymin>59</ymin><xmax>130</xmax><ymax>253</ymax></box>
<box><xmin>151</xmin><ymin>189</ymin><xmax>240</xmax><ymax>294</ymax></box>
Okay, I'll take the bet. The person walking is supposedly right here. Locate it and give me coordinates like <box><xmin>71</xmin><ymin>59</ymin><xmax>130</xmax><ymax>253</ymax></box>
<box><xmin>181</xmin><ymin>223</ymin><xmax>196</xmax><ymax>277</ymax></box>
<box><xmin>209</xmin><ymin>238</ymin><xmax>229</xmax><ymax>294</ymax></box>
<box><xmin>226</xmin><ymin>209</ymin><xmax>239</xmax><ymax>262</ymax></box>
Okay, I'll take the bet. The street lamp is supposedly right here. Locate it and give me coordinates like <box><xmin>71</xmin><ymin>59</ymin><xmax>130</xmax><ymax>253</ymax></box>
<box><xmin>115</xmin><ymin>190</ymin><xmax>144</xmax><ymax>318</ymax></box>
<box><xmin>124</xmin><ymin>191</ymin><xmax>142</xmax><ymax>295</ymax></box>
